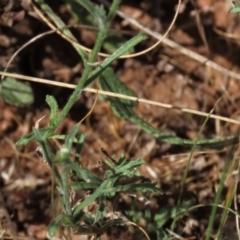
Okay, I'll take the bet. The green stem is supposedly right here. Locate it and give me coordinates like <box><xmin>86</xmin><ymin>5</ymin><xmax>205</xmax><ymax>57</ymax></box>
<box><xmin>62</xmin><ymin>163</ymin><xmax>72</xmax><ymax>215</ymax></box>
<box><xmin>205</xmin><ymin>146</ymin><xmax>235</xmax><ymax>240</ymax></box>
<box><xmin>106</xmin><ymin>0</ymin><xmax>121</xmax><ymax>24</ymax></box>
<box><xmin>53</xmin><ymin>0</ymin><xmax>121</xmax><ymax>129</ymax></box>
<box><xmin>54</xmin><ymin>66</ymin><xmax>91</xmax><ymax>128</ymax></box>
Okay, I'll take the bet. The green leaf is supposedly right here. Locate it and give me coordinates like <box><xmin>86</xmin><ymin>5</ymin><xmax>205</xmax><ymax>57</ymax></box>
<box><xmin>94</xmin><ymin>195</ymin><xmax>106</xmax><ymax>223</ymax></box>
<box><xmin>64</xmin><ymin>124</ymin><xmax>79</xmax><ymax>149</ymax></box>
<box><xmin>66</xmin><ymin>2</ymin><xmax>131</xmax><ymax>54</ymax></box>
<box><xmin>84</xmin><ymin>33</ymin><xmax>147</xmax><ymax>88</ymax></box>
<box><xmin>47</xmin><ymin>215</ymin><xmax>62</xmax><ymax>238</ymax></box>
<box><xmin>75</xmin><ymin>133</ymin><xmax>85</xmax><ymax>162</ymax></box>
<box><xmin>154</xmin><ymin>198</ymin><xmax>196</xmax><ymax>227</ymax></box>
<box><xmin>32</xmin><ymin>127</ymin><xmax>62</xmax><ymax>186</ymax></box>
<box><xmin>61</xmin><ymin>214</ymin><xmax>76</xmax><ymax>227</ymax></box>
<box><xmin>32</xmin><ymin>128</ymin><xmax>52</xmax><ymax>163</ymax></box>
<box><xmin>71</xmin><ymin>182</ymin><xmax>100</xmax><ymax>190</ymax></box>
<box><xmin>109</xmin><ymin>158</ymin><xmax>145</xmax><ymax>177</ymax></box>
<box><xmin>100</xmin><ymin>68</ymin><xmax>239</xmax><ymax>149</ymax></box>
<box><xmin>65</xmin><ymin>0</ymin><xmax>107</xmax><ymax>29</ymax></box>
<box><xmin>103</xmin><ymin>34</ymin><xmax>134</xmax><ymax>54</ymax></box>
<box><xmin>15</xmin><ymin>127</ymin><xmax>53</xmax><ymax>146</ymax></box>
<box><xmin>72</xmin><ymin>0</ymin><xmax>98</xmax><ymax>19</ymax></box>
<box><xmin>69</xmin><ymin>162</ymin><xmax>102</xmax><ymax>183</ymax></box>
<box><xmin>73</xmin><ymin>180</ymin><xmax>109</xmax><ymax>216</ymax></box>
<box><xmin>93</xmin><ymin>4</ymin><xmax>107</xmax><ymax>29</ymax></box>
<box><xmin>46</xmin><ymin>95</ymin><xmax>58</xmax><ymax>127</ymax></box>
<box><xmin>100</xmin><ymin>67</ymin><xmax>137</xmax><ymax>120</ymax></box>
<box><xmin>109</xmin><ymin>182</ymin><xmax>163</xmax><ymax>194</ymax></box>
<box><xmin>229</xmin><ymin>2</ymin><xmax>240</xmax><ymax>13</ymax></box>
<box><xmin>101</xmin><ymin>218</ymin><xmax>124</xmax><ymax>229</ymax></box>
<box><xmin>1</xmin><ymin>77</ymin><xmax>34</xmax><ymax>107</ymax></box>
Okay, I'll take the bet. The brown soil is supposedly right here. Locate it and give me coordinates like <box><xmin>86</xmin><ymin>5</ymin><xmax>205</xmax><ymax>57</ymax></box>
<box><xmin>1</xmin><ymin>0</ymin><xmax>240</xmax><ymax>239</ymax></box>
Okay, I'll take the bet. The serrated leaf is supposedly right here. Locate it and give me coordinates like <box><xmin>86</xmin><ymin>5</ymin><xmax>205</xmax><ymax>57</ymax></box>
<box><xmin>1</xmin><ymin>77</ymin><xmax>34</xmax><ymax>107</ymax></box>
<box><xmin>66</xmin><ymin>3</ymin><xmax>133</xmax><ymax>54</ymax></box>
<box><xmin>100</xmin><ymin>68</ymin><xmax>239</xmax><ymax>148</ymax></box>
<box><xmin>100</xmin><ymin>67</ymin><xmax>137</xmax><ymax>119</ymax></box>
<box><xmin>94</xmin><ymin>4</ymin><xmax>107</xmax><ymax>29</ymax></box>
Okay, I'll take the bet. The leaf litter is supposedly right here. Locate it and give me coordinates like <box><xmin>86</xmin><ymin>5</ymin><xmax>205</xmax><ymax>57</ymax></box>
<box><xmin>1</xmin><ymin>0</ymin><xmax>240</xmax><ymax>239</ymax></box>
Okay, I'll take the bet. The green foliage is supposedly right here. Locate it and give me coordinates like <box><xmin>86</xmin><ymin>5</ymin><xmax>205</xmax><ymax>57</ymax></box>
<box><xmin>66</xmin><ymin>1</ymin><xmax>134</xmax><ymax>54</ymax></box>
<box><xmin>36</xmin><ymin>125</ymin><xmax>162</xmax><ymax>238</ymax></box>
<box><xmin>100</xmin><ymin>68</ymin><xmax>239</xmax><ymax>148</ymax></box>
<box><xmin>13</xmin><ymin>1</ymin><xmax>240</xmax><ymax>239</ymax></box>
<box><xmin>1</xmin><ymin>77</ymin><xmax>34</xmax><ymax>107</ymax></box>
<box><xmin>205</xmin><ymin>145</ymin><xmax>236</xmax><ymax>240</ymax></box>
<box><xmin>123</xmin><ymin>197</ymin><xmax>196</xmax><ymax>239</ymax></box>
<box><xmin>16</xmin><ymin>1</ymin><xmax>146</xmax><ymax>146</ymax></box>
<box><xmin>54</xmin><ymin>125</ymin><xmax>79</xmax><ymax>164</ymax></box>
<box><xmin>103</xmin><ymin>34</ymin><xmax>135</xmax><ymax>54</ymax></box>
<box><xmin>229</xmin><ymin>2</ymin><xmax>240</xmax><ymax>14</ymax></box>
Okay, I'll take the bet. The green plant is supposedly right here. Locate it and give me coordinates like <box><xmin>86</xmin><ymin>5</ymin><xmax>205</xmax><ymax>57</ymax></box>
<box><xmin>11</xmin><ymin>0</ymin><xmax>240</xmax><ymax>238</ymax></box>
<box><xmin>34</xmin><ymin>124</ymin><xmax>162</xmax><ymax>238</ymax></box>
<box><xmin>230</xmin><ymin>1</ymin><xmax>240</xmax><ymax>14</ymax></box>
<box><xmin>13</xmin><ymin>0</ymin><xmax>163</xmax><ymax>238</ymax></box>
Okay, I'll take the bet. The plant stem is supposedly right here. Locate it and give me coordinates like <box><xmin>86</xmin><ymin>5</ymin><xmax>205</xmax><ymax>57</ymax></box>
<box><xmin>205</xmin><ymin>146</ymin><xmax>235</xmax><ymax>240</ymax></box>
<box><xmin>62</xmin><ymin>163</ymin><xmax>72</xmax><ymax>215</ymax></box>
<box><xmin>53</xmin><ymin>0</ymin><xmax>121</xmax><ymax>129</ymax></box>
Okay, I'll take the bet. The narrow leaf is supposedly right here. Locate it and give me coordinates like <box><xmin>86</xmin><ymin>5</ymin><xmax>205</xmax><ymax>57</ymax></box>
<box><xmin>73</xmin><ymin>180</ymin><xmax>109</xmax><ymax>216</ymax></box>
<box><xmin>71</xmin><ymin>182</ymin><xmax>100</xmax><ymax>190</ymax></box>
<box><xmin>83</xmin><ymin>33</ymin><xmax>147</xmax><ymax>87</ymax></box>
<box><xmin>94</xmin><ymin>195</ymin><xmax>106</xmax><ymax>223</ymax></box>
<box><xmin>64</xmin><ymin>124</ymin><xmax>79</xmax><ymax>149</ymax></box>
<box><xmin>69</xmin><ymin>162</ymin><xmax>102</xmax><ymax>183</ymax></box>
<box><xmin>75</xmin><ymin>133</ymin><xmax>85</xmax><ymax>162</ymax></box>
<box><xmin>100</xmin><ymin>68</ymin><xmax>239</xmax><ymax>148</ymax></box>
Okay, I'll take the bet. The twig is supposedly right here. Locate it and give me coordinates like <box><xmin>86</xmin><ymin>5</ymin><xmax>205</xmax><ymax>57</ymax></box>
<box><xmin>100</xmin><ymin>0</ymin><xmax>240</xmax><ymax>81</ymax></box>
<box><xmin>0</xmin><ymin>71</ymin><xmax>239</xmax><ymax>125</ymax></box>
